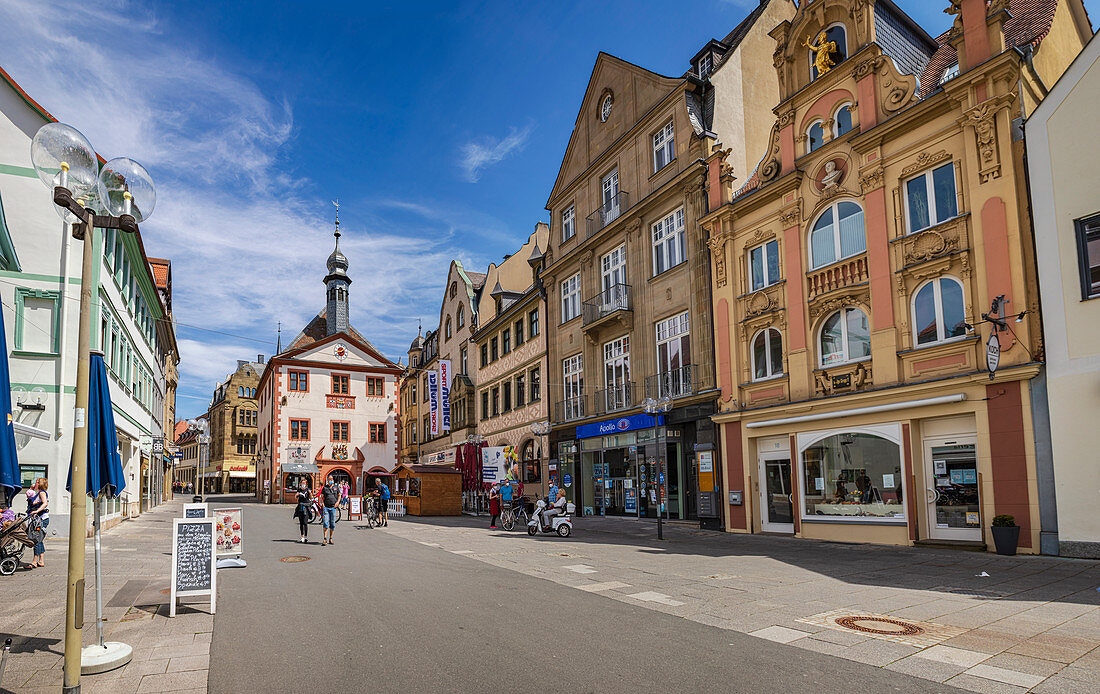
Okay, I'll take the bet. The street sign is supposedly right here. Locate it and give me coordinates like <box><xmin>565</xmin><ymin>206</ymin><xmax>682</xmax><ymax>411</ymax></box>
<box><xmin>152</xmin><ymin>437</ymin><xmax>164</xmax><ymax>454</ymax></box>
<box><xmin>986</xmin><ymin>331</ymin><xmax>1001</xmax><ymax>379</ymax></box>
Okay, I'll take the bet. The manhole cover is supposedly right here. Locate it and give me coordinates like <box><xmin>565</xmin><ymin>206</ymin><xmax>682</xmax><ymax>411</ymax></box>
<box><xmin>834</xmin><ymin>616</ymin><xmax>925</xmax><ymax>636</ymax></box>
<box><xmin>280</xmin><ymin>556</ymin><xmax>311</xmax><ymax>563</ymax></box>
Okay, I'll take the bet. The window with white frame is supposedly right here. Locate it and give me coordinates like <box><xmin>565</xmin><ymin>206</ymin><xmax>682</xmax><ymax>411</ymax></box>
<box><xmin>940</xmin><ymin>62</ymin><xmax>960</xmax><ymax>85</ymax></box>
<box><xmin>656</xmin><ymin>312</ymin><xmax>691</xmax><ymax>397</ymax></box>
<box><xmin>905</xmin><ymin>163</ymin><xmax>958</xmax><ymax>234</ymax></box>
<box><xmin>562</xmin><ymin>204</ymin><xmax>576</xmax><ymax>242</ymax></box>
<box><xmin>749</xmin><ymin>239</ymin><xmax>780</xmax><ymax>291</ymax></box>
<box><xmin>652</xmin><ymin>207</ymin><xmax>686</xmax><ymax>275</ymax></box>
<box><xmin>820</xmin><ymin>307</ymin><xmax>871</xmax><ymax>366</ymax></box>
<box><xmin>752</xmin><ymin>328</ymin><xmax>784</xmax><ymax>380</ymax></box>
<box><xmin>561</xmin><ymin>273</ymin><xmax>581</xmax><ymax>322</ymax></box>
<box><xmin>912</xmin><ymin>277</ymin><xmax>966</xmax><ymax>346</ymax></box>
<box><xmin>697</xmin><ymin>54</ymin><xmax>712</xmax><ymax>78</ymax></box>
<box><xmin>563</xmin><ymin>353</ymin><xmax>584</xmax><ymax>419</ymax></box>
<box><xmin>807</xmin><ymin>121</ymin><xmax>825</xmax><ymax>153</ymax></box>
<box><xmin>834</xmin><ymin>104</ymin><xmax>853</xmax><ymax>138</ymax></box>
<box><xmin>653</xmin><ymin>120</ymin><xmax>675</xmax><ymax>172</ymax></box>
<box><xmin>810</xmin><ymin>200</ymin><xmax>865</xmax><ymax>269</ymax></box>
<box><xmin>1076</xmin><ymin>214</ymin><xmax>1100</xmax><ymax>299</ymax></box>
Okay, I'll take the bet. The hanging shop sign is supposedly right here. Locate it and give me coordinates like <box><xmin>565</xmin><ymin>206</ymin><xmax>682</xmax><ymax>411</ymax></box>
<box><xmin>986</xmin><ymin>332</ymin><xmax>1001</xmax><ymax>379</ymax></box>
<box><xmin>439</xmin><ymin>360</ymin><xmax>451</xmax><ymax>432</ymax></box>
<box><xmin>428</xmin><ymin>370</ymin><xmax>439</xmax><ymax>436</ymax></box>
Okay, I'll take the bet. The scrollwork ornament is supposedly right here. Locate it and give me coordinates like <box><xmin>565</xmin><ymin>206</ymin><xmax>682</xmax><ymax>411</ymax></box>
<box><xmin>859</xmin><ymin>166</ymin><xmax>884</xmax><ymax>191</ymax></box>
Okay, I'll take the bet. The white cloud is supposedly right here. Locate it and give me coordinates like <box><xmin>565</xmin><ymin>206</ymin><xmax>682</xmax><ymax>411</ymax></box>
<box><xmin>459</xmin><ymin>124</ymin><xmax>533</xmax><ymax>182</ymax></box>
<box><xmin>0</xmin><ymin>0</ymin><xmax>504</xmax><ymax>417</ymax></box>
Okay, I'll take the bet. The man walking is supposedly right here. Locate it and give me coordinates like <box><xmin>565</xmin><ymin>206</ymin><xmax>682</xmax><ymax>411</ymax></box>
<box><xmin>319</xmin><ymin>476</ymin><xmax>340</xmax><ymax>545</ymax></box>
<box><xmin>374</xmin><ymin>477</ymin><xmax>391</xmax><ymax>527</ymax></box>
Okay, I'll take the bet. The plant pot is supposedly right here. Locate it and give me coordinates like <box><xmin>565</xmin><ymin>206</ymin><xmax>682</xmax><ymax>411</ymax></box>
<box><xmin>991</xmin><ymin>525</ymin><xmax>1020</xmax><ymax>556</ymax></box>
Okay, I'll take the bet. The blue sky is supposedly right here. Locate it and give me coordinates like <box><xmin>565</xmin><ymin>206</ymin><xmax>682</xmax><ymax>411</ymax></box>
<box><xmin>0</xmin><ymin>0</ymin><xmax>1095</xmax><ymax>418</ymax></box>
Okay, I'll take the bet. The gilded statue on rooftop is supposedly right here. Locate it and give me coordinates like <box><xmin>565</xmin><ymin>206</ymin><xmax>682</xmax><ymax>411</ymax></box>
<box><xmin>804</xmin><ymin>31</ymin><xmax>837</xmax><ymax>76</ymax></box>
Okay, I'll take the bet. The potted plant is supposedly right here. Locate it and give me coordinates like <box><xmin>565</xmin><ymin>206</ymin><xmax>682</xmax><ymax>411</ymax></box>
<box><xmin>991</xmin><ymin>514</ymin><xmax>1020</xmax><ymax>556</ymax></box>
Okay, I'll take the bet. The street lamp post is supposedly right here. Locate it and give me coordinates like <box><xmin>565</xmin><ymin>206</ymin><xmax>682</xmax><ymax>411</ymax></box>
<box><xmin>529</xmin><ymin>420</ymin><xmax>551</xmax><ymax>499</ymax></box>
<box><xmin>31</xmin><ymin>123</ymin><xmax>156</xmax><ymax>692</ymax></box>
<box><xmin>642</xmin><ymin>396</ymin><xmax>673</xmax><ymax>540</ymax></box>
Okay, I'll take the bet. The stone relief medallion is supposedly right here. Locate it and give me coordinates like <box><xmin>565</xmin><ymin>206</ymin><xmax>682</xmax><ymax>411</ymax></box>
<box><xmin>747</xmin><ymin>290</ymin><xmax>773</xmax><ymax>316</ymax></box>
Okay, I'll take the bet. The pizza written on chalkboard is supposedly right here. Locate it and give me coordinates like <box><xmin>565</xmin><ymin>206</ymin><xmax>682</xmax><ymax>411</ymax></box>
<box><xmin>175</xmin><ymin>520</ymin><xmax>214</xmax><ymax>593</ymax></box>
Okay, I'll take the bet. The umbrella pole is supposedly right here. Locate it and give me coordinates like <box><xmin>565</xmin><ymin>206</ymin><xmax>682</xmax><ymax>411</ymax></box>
<box><xmin>93</xmin><ymin>497</ymin><xmax>103</xmax><ymax>647</ymax></box>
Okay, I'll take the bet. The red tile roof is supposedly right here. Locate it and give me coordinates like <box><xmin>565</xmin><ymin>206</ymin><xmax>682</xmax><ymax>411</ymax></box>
<box><xmin>148</xmin><ymin>257</ymin><xmax>170</xmax><ymax>290</ymax></box>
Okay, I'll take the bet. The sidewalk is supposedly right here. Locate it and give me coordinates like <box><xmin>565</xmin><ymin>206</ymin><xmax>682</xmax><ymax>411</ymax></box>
<box><xmin>386</xmin><ymin>514</ymin><xmax>1100</xmax><ymax>693</ymax></box>
<box><xmin>1</xmin><ymin>498</ymin><xmax>212</xmax><ymax>694</ymax></box>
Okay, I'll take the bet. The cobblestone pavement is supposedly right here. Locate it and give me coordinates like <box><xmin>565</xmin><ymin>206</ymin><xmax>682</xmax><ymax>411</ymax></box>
<box><xmin>385</xmin><ymin>514</ymin><xmax>1100</xmax><ymax>694</ymax></box>
<box><xmin>1</xmin><ymin>497</ymin><xmax>215</xmax><ymax>694</ymax></box>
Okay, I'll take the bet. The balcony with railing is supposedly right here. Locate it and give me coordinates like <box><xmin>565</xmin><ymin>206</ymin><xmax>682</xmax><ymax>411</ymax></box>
<box><xmin>583</xmin><ymin>283</ymin><xmax>633</xmax><ymax>328</ymax></box>
<box><xmin>594</xmin><ymin>382</ymin><xmax>635</xmax><ymax>416</ymax></box>
<box><xmin>586</xmin><ymin>191</ymin><xmax>630</xmax><ymax>238</ymax></box>
<box><xmin>554</xmin><ymin>395</ymin><xmax>588</xmax><ymax>423</ymax></box>
<box><xmin>807</xmin><ymin>252</ymin><xmax>868</xmax><ymax>301</ymax></box>
<box><xmin>644</xmin><ymin>365</ymin><xmax>697</xmax><ymax>400</ymax></box>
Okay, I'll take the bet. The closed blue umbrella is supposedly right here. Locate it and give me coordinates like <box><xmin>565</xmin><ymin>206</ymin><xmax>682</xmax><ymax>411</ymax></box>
<box><xmin>0</xmin><ymin>306</ymin><xmax>21</xmax><ymax>503</ymax></box>
<box><xmin>67</xmin><ymin>354</ymin><xmax>125</xmax><ymax>499</ymax></box>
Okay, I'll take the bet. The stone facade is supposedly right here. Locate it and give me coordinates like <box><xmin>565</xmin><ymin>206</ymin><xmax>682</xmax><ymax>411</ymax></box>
<box><xmin>206</xmin><ymin>359</ymin><xmax>262</xmax><ymax>493</ymax></box>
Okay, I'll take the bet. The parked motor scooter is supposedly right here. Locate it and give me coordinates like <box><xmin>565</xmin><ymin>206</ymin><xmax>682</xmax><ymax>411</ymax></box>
<box><xmin>527</xmin><ymin>499</ymin><xmax>575</xmax><ymax>537</ymax></box>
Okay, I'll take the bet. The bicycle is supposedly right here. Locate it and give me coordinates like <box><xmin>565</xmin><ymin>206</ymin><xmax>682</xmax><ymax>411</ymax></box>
<box><xmin>500</xmin><ymin>497</ymin><xmax>529</xmax><ymax>531</ymax></box>
<box><xmin>364</xmin><ymin>496</ymin><xmax>380</xmax><ymax>529</ymax></box>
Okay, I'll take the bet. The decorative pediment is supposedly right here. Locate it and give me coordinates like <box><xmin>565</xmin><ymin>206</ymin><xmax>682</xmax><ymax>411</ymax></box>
<box><xmin>814</xmin><ymin>359</ymin><xmax>873</xmax><ymax>396</ymax></box>
<box><xmin>808</xmin><ymin>289</ymin><xmax>870</xmax><ymax>320</ymax></box>
<box><xmin>901</xmin><ymin>150</ymin><xmax>951</xmax><ymax>177</ymax></box>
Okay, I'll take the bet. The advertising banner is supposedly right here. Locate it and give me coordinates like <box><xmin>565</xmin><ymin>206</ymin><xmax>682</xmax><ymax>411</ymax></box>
<box><xmin>439</xmin><ymin>360</ymin><xmax>451</xmax><ymax>432</ymax></box>
<box><xmin>213</xmin><ymin>508</ymin><xmax>243</xmax><ymax>557</ymax></box>
<box><xmin>481</xmin><ymin>447</ymin><xmax>508</xmax><ymax>483</ymax></box>
<box><xmin>428</xmin><ymin>370</ymin><xmax>439</xmax><ymax>436</ymax></box>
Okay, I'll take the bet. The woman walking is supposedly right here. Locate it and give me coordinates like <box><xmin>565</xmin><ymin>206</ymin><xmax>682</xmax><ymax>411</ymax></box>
<box><xmin>488</xmin><ymin>483</ymin><xmax>501</xmax><ymax>529</ymax></box>
<box><xmin>25</xmin><ymin>478</ymin><xmax>49</xmax><ymax>567</ymax></box>
<box><xmin>292</xmin><ymin>480</ymin><xmax>311</xmax><ymax>543</ymax></box>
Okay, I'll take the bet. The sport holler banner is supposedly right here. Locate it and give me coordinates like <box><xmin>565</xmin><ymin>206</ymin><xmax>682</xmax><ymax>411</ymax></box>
<box><xmin>428</xmin><ymin>370</ymin><xmax>439</xmax><ymax>436</ymax></box>
<box><xmin>439</xmin><ymin>360</ymin><xmax>451</xmax><ymax>432</ymax></box>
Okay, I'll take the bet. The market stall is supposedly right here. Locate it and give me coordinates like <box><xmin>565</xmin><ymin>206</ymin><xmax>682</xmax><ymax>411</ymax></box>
<box><xmin>393</xmin><ymin>464</ymin><xmax>461</xmax><ymax>516</ymax></box>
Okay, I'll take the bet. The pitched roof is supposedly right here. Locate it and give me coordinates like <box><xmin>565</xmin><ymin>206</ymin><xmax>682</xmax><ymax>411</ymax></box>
<box><xmin>465</xmin><ymin>271</ymin><xmax>487</xmax><ymax>289</ymax></box>
<box><xmin>147</xmin><ymin>257</ymin><xmax>170</xmax><ymax>290</ymax></box>
<box><xmin>285</xmin><ymin>308</ymin><xmax>379</xmax><ymax>354</ymax></box>
<box><xmin>918</xmin><ymin>0</ymin><xmax>1060</xmax><ymax>98</ymax></box>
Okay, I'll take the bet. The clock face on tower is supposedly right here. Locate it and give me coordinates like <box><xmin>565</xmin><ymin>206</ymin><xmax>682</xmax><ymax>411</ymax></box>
<box><xmin>600</xmin><ymin>94</ymin><xmax>613</xmax><ymax>122</ymax></box>
<box><xmin>333</xmin><ymin>344</ymin><xmax>347</xmax><ymax>361</ymax></box>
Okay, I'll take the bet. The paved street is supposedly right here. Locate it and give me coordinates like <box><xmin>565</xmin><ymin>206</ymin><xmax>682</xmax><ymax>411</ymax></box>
<box><xmin>4</xmin><ymin>498</ymin><xmax>1100</xmax><ymax>693</ymax></box>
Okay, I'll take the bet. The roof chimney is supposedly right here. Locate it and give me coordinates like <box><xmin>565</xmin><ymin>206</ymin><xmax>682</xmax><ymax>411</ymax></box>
<box><xmin>257</xmin><ymin>354</ymin><xmax>265</xmax><ymax>363</ymax></box>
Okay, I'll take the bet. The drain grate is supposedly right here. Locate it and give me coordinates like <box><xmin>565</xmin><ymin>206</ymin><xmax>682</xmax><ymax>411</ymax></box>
<box><xmin>280</xmin><ymin>555</ymin><xmax>311</xmax><ymax>563</ymax></box>
<box><xmin>834</xmin><ymin>616</ymin><xmax>925</xmax><ymax>636</ymax></box>
<box><xmin>947</xmin><ymin>588</ymin><xmax>1009</xmax><ymax>599</ymax></box>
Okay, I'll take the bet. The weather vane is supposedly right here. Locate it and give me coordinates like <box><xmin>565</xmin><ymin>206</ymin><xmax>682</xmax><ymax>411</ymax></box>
<box><xmin>332</xmin><ymin>199</ymin><xmax>340</xmax><ymax>239</ymax></box>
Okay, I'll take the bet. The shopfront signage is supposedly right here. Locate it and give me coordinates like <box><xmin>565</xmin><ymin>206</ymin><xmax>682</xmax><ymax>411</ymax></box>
<box><xmin>576</xmin><ymin>413</ymin><xmax>661</xmax><ymax>439</ymax></box>
<box><xmin>421</xmin><ymin>448</ymin><xmax>455</xmax><ymax>466</ymax></box>
<box><xmin>698</xmin><ymin>451</ymin><xmax>714</xmax><ymax>473</ymax></box>
<box><xmin>831</xmin><ymin>374</ymin><xmax>852</xmax><ymax>389</ymax></box>
<box><xmin>562</xmin><ymin>473</ymin><xmax>572</xmax><ymax>488</ymax></box>
<box><xmin>152</xmin><ymin>437</ymin><xmax>164</xmax><ymax>454</ymax></box>
<box><xmin>950</xmin><ymin>468</ymin><xmax>977</xmax><ymax>484</ymax></box>
<box><xmin>986</xmin><ymin>332</ymin><xmax>1001</xmax><ymax>379</ymax></box>
<box><xmin>624</xmin><ymin>489</ymin><xmax>637</xmax><ymax>513</ymax></box>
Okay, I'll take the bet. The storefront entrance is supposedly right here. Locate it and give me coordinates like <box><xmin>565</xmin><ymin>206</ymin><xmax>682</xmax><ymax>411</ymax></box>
<box><xmin>923</xmin><ymin>437</ymin><xmax>981</xmax><ymax>541</ymax></box>
<box><xmin>758</xmin><ymin>451</ymin><xmax>794</xmax><ymax>534</ymax></box>
<box><xmin>576</xmin><ymin>430</ymin><xmax>682</xmax><ymax>519</ymax></box>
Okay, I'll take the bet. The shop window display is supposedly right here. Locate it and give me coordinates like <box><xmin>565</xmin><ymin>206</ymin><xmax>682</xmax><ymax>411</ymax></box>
<box><xmin>801</xmin><ymin>433</ymin><xmax>904</xmax><ymax>521</ymax></box>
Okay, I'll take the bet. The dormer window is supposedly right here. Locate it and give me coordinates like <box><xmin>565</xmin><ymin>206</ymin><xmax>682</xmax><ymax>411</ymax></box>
<box><xmin>697</xmin><ymin>54</ymin><xmax>712</xmax><ymax>78</ymax></box>
<box><xmin>940</xmin><ymin>62</ymin><xmax>960</xmax><ymax>85</ymax></box>
<box><xmin>809</xmin><ymin>24</ymin><xmax>848</xmax><ymax>80</ymax></box>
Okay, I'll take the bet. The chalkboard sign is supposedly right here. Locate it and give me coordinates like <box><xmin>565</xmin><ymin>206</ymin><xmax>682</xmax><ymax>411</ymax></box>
<box><xmin>170</xmin><ymin>518</ymin><xmax>216</xmax><ymax>617</ymax></box>
<box><xmin>183</xmin><ymin>502</ymin><xmax>208</xmax><ymax>518</ymax></box>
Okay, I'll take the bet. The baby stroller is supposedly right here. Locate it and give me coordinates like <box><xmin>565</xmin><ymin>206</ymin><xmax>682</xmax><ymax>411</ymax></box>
<box><xmin>1</xmin><ymin>514</ymin><xmax>39</xmax><ymax>575</ymax></box>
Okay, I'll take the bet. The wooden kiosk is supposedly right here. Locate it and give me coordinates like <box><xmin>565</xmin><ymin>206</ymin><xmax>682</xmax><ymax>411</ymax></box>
<box><xmin>393</xmin><ymin>464</ymin><xmax>461</xmax><ymax>516</ymax></box>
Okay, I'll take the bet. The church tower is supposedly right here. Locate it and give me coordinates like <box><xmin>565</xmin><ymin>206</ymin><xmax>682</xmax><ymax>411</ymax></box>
<box><xmin>324</xmin><ymin>204</ymin><xmax>351</xmax><ymax>336</ymax></box>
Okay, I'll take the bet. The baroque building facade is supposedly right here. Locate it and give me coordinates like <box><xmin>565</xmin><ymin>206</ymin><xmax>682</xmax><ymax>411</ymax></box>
<box><xmin>542</xmin><ymin>3</ymin><xmax>789</xmax><ymax>523</ymax></box>
<box><xmin>703</xmin><ymin>0</ymin><xmax>1091</xmax><ymax>551</ymax></box>
<box><xmin>205</xmin><ymin>358</ymin><xmax>263</xmax><ymax>494</ymax></box>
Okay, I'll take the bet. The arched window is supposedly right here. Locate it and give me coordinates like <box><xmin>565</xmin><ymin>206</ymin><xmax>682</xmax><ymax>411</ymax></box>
<box><xmin>456</xmin><ymin>304</ymin><xmax>465</xmax><ymax>328</ymax></box>
<box><xmin>810</xmin><ymin>201</ymin><xmax>865</xmax><ymax>269</ymax></box>
<box><xmin>834</xmin><ymin>104</ymin><xmax>853</xmax><ymax>138</ymax></box>
<box><xmin>913</xmin><ymin>277</ymin><xmax>966</xmax><ymax>346</ymax></box>
<box><xmin>807</xmin><ymin>121</ymin><xmax>824</xmax><ymax>153</ymax></box>
<box><xmin>810</xmin><ymin>24</ymin><xmax>848</xmax><ymax>80</ymax></box>
<box><xmin>450</xmin><ymin>282</ymin><xmax>457</xmax><ymax>299</ymax></box>
<box><xmin>752</xmin><ymin>328</ymin><xmax>784</xmax><ymax>381</ymax></box>
<box><xmin>238</xmin><ymin>386</ymin><xmax>243</xmax><ymax>397</ymax></box>
<box><xmin>445</xmin><ymin>316</ymin><xmax>452</xmax><ymax>340</ymax></box>
<box><xmin>820</xmin><ymin>307</ymin><xmax>870</xmax><ymax>366</ymax></box>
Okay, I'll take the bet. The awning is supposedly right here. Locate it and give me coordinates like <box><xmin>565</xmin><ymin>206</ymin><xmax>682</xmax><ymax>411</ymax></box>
<box><xmin>281</xmin><ymin>462</ymin><xmax>321</xmax><ymax>475</ymax></box>
<box><xmin>13</xmin><ymin>421</ymin><xmax>50</xmax><ymax>441</ymax></box>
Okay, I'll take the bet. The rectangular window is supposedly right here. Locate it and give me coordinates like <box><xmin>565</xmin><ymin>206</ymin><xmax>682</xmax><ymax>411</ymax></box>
<box><xmin>656</xmin><ymin>312</ymin><xmax>692</xmax><ymax>397</ymax></box>
<box><xmin>514</xmin><ymin>319</ymin><xmax>524</xmax><ymax>346</ymax></box>
<box><xmin>481</xmin><ymin>391</ymin><xmax>490</xmax><ymax>420</ymax></box>
<box><xmin>524</xmin><ymin>460</ymin><xmax>542</xmax><ymax>484</ymax></box>
<box><xmin>15</xmin><ymin>289</ymin><xmax>60</xmax><ymax>354</ymax></box>
<box><xmin>1076</xmin><ymin>213</ymin><xmax>1100</xmax><ymax>299</ymax></box>
<box><xmin>288</xmin><ymin>370</ymin><xmax>308</xmax><ymax>392</ymax></box>
<box><xmin>331</xmin><ymin>421</ymin><xmax>350</xmax><ymax>442</ymax></box>
<box><xmin>480</xmin><ymin>344</ymin><xmax>488</xmax><ymax>368</ymax></box>
<box><xmin>749</xmin><ymin>240</ymin><xmax>781</xmax><ymax>291</ymax></box>
<box><xmin>530</xmin><ymin>366</ymin><xmax>541</xmax><ymax>402</ymax></box>
<box><xmin>460</xmin><ymin>347</ymin><xmax>468</xmax><ymax>374</ymax></box>
<box><xmin>369</xmin><ymin>422</ymin><xmax>386</xmax><ymax>443</ymax></box>
<box><xmin>290</xmin><ymin>419</ymin><xmax>310</xmax><ymax>440</ymax></box>
<box><xmin>423</xmin><ymin>375</ymin><xmax>429</xmax><ymax>402</ymax></box>
<box><xmin>367</xmin><ymin>376</ymin><xmax>385</xmax><ymax>396</ymax></box>
<box><xmin>698</xmin><ymin>54</ymin><xmax>712</xmax><ymax>78</ymax></box>
<box><xmin>331</xmin><ymin>373</ymin><xmax>350</xmax><ymax>395</ymax></box>
<box><xmin>502</xmin><ymin>328</ymin><xmax>511</xmax><ymax>355</ymax></box>
<box><xmin>492</xmin><ymin>387</ymin><xmax>500</xmax><ymax>417</ymax></box>
<box><xmin>423</xmin><ymin>415</ymin><xmax>430</xmax><ymax>441</ymax></box>
<box><xmin>529</xmin><ymin>308</ymin><xmax>539</xmax><ymax>337</ymax></box>
<box><xmin>515</xmin><ymin>374</ymin><xmax>526</xmax><ymax>407</ymax></box>
<box><xmin>562</xmin><ymin>204</ymin><xmax>576</xmax><ymax>242</ymax></box>
<box><xmin>801</xmin><ymin>431</ymin><xmax>906</xmax><ymax>522</ymax></box>
<box><xmin>652</xmin><ymin>208</ymin><xmax>686</xmax><ymax>275</ymax></box>
<box><xmin>906</xmin><ymin>162</ymin><xmax>958</xmax><ymax>233</ymax></box>
<box><xmin>490</xmin><ymin>337</ymin><xmax>499</xmax><ymax>361</ymax></box>
<box><xmin>652</xmin><ymin>120</ymin><xmax>675</xmax><ymax>172</ymax></box>
<box><xmin>503</xmin><ymin>381</ymin><xmax>512</xmax><ymax>412</ymax></box>
<box><xmin>563</xmin><ymin>354</ymin><xmax>583</xmax><ymax>419</ymax></box>
<box><xmin>561</xmin><ymin>274</ymin><xmax>581</xmax><ymax>322</ymax></box>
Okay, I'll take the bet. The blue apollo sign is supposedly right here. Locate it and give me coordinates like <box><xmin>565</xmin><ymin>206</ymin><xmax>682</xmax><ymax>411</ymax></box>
<box><xmin>576</xmin><ymin>413</ymin><xmax>663</xmax><ymax>439</ymax></box>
